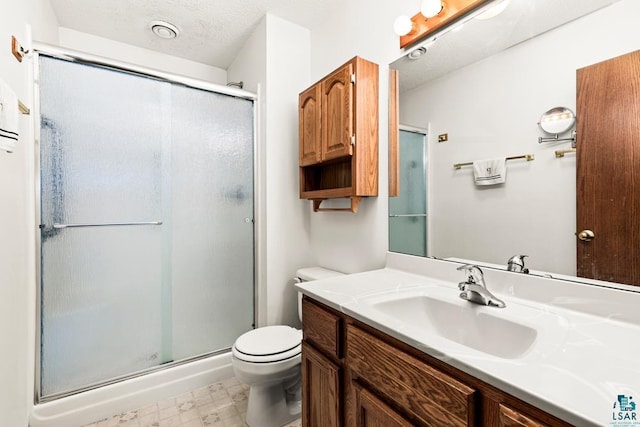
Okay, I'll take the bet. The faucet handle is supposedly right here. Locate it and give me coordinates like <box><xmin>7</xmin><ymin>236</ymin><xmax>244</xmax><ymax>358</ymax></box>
<box><xmin>456</xmin><ymin>264</ymin><xmax>483</xmax><ymax>276</ymax></box>
<box><xmin>507</xmin><ymin>255</ymin><xmax>529</xmax><ymax>273</ymax></box>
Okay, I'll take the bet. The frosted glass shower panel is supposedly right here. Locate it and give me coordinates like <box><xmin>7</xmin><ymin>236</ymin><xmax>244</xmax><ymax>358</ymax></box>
<box><xmin>40</xmin><ymin>227</ymin><xmax>162</xmax><ymax>395</ymax></box>
<box><xmin>39</xmin><ymin>56</ymin><xmax>165</xmax><ymax>224</ymax></box>
<box><xmin>170</xmin><ymin>86</ymin><xmax>255</xmax><ymax>360</ymax></box>
<box><xmin>39</xmin><ymin>55</ymin><xmax>166</xmax><ymax>396</ymax></box>
<box><xmin>38</xmin><ymin>53</ymin><xmax>256</xmax><ymax>398</ymax></box>
<box><xmin>389</xmin><ymin>130</ymin><xmax>427</xmax><ymax>257</ymax></box>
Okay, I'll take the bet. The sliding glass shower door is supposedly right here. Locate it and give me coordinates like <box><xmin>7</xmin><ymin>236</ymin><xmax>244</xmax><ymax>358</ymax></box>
<box><xmin>38</xmin><ymin>54</ymin><xmax>254</xmax><ymax>398</ymax></box>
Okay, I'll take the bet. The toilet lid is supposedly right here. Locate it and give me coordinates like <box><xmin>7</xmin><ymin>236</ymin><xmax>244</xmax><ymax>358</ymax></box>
<box><xmin>233</xmin><ymin>326</ymin><xmax>302</xmax><ymax>363</ymax></box>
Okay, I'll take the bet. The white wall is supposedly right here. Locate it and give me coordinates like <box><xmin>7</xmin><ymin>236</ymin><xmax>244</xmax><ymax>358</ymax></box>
<box><xmin>229</xmin><ymin>15</ymin><xmax>314</xmax><ymax>327</ymax></box>
<box><xmin>0</xmin><ymin>1</ymin><xmax>59</xmax><ymax>425</ymax></box>
<box><xmin>307</xmin><ymin>1</ymin><xmax>412</xmax><ymax>274</ymax></box>
<box><xmin>263</xmin><ymin>15</ymin><xmax>315</xmax><ymax>326</ymax></box>
<box><xmin>399</xmin><ymin>0</ymin><xmax>640</xmax><ymax>275</ymax></box>
<box><xmin>58</xmin><ymin>28</ymin><xmax>227</xmax><ymax>84</ymax></box>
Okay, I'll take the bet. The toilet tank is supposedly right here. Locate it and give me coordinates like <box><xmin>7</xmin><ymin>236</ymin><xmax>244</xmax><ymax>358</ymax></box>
<box><xmin>296</xmin><ymin>267</ymin><xmax>344</xmax><ymax>321</ymax></box>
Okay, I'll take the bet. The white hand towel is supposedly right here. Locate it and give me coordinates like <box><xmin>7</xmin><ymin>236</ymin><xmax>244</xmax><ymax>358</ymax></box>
<box><xmin>473</xmin><ymin>157</ymin><xmax>506</xmax><ymax>185</ymax></box>
<box><xmin>0</xmin><ymin>78</ymin><xmax>20</xmax><ymax>153</ymax></box>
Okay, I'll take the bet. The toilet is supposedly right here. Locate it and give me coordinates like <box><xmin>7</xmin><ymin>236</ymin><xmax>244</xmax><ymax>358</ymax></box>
<box><xmin>232</xmin><ymin>267</ymin><xmax>344</xmax><ymax>427</ymax></box>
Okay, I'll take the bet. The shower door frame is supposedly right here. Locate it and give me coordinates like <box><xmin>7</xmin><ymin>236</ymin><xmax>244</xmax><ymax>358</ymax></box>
<box><xmin>32</xmin><ymin>44</ymin><xmax>259</xmax><ymax>403</ymax></box>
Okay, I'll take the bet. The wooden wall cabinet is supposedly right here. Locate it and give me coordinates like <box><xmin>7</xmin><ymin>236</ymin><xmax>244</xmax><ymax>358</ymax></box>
<box><xmin>301</xmin><ymin>297</ymin><xmax>573</xmax><ymax>427</ymax></box>
<box><xmin>299</xmin><ymin>56</ymin><xmax>379</xmax><ymax>213</ymax></box>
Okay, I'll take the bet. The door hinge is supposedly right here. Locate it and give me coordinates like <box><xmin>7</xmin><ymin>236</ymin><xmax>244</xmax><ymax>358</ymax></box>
<box><xmin>350</xmin><ymin>73</ymin><xmax>356</xmax><ymax>84</ymax></box>
<box><xmin>350</xmin><ymin>135</ymin><xmax>356</xmax><ymax>146</ymax></box>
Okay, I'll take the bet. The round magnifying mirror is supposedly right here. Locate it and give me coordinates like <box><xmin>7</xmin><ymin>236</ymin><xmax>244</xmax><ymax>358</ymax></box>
<box><xmin>538</xmin><ymin>107</ymin><xmax>576</xmax><ymax>135</ymax></box>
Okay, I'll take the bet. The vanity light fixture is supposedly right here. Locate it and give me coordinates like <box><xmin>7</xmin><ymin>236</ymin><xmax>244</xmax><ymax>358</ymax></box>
<box><xmin>149</xmin><ymin>20</ymin><xmax>180</xmax><ymax>39</ymax></box>
<box><xmin>396</xmin><ymin>0</ymin><xmax>507</xmax><ymax>49</ymax></box>
<box><xmin>394</xmin><ymin>0</ymin><xmax>444</xmax><ymax>38</ymax></box>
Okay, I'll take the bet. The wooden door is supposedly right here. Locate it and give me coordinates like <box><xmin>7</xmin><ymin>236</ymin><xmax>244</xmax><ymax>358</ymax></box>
<box><xmin>299</xmin><ymin>85</ymin><xmax>322</xmax><ymax>166</ymax></box>
<box><xmin>322</xmin><ymin>62</ymin><xmax>354</xmax><ymax>161</ymax></box>
<box><xmin>576</xmin><ymin>50</ymin><xmax>640</xmax><ymax>285</ymax></box>
<box><xmin>301</xmin><ymin>342</ymin><xmax>341</xmax><ymax>427</ymax></box>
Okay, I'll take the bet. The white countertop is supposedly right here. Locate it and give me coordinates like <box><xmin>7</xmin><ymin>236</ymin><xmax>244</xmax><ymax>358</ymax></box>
<box><xmin>296</xmin><ymin>253</ymin><xmax>640</xmax><ymax>427</ymax></box>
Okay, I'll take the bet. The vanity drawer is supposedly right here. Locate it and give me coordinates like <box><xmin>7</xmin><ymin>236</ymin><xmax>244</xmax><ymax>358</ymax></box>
<box><xmin>302</xmin><ymin>297</ymin><xmax>342</xmax><ymax>359</ymax></box>
<box><xmin>346</xmin><ymin>324</ymin><xmax>477</xmax><ymax>426</ymax></box>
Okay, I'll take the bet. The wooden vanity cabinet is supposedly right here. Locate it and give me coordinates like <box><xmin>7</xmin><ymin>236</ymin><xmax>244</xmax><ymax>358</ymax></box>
<box><xmin>301</xmin><ymin>296</ymin><xmax>574</xmax><ymax>427</ymax></box>
<box><xmin>298</xmin><ymin>56</ymin><xmax>379</xmax><ymax>212</ymax></box>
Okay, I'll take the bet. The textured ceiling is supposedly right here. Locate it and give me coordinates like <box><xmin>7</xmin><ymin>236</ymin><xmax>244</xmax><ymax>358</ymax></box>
<box><xmin>392</xmin><ymin>0</ymin><xmax>623</xmax><ymax>92</ymax></box>
<box><xmin>49</xmin><ymin>0</ymin><xmax>622</xmax><ymax>77</ymax></box>
<box><xmin>49</xmin><ymin>0</ymin><xmax>340</xmax><ymax>69</ymax></box>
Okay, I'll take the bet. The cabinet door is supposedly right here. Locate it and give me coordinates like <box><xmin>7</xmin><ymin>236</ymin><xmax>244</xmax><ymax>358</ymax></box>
<box><xmin>354</xmin><ymin>384</ymin><xmax>414</xmax><ymax>427</ymax></box>
<box><xmin>299</xmin><ymin>85</ymin><xmax>322</xmax><ymax>166</ymax></box>
<box><xmin>322</xmin><ymin>62</ymin><xmax>354</xmax><ymax>161</ymax></box>
<box><xmin>302</xmin><ymin>342</ymin><xmax>341</xmax><ymax>427</ymax></box>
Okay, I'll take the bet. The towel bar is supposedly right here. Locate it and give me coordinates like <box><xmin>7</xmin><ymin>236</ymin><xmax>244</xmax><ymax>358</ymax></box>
<box><xmin>454</xmin><ymin>154</ymin><xmax>534</xmax><ymax>170</ymax></box>
<box><xmin>52</xmin><ymin>221</ymin><xmax>163</xmax><ymax>229</ymax></box>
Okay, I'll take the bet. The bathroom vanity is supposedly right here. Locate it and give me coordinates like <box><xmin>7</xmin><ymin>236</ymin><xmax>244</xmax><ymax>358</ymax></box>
<box><xmin>296</xmin><ymin>253</ymin><xmax>640</xmax><ymax>426</ymax></box>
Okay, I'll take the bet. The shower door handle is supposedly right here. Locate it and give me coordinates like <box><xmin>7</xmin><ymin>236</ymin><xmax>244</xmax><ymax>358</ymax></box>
<box><xmin>389</xmin><ymin>214</ymin><xmax>427</xmax><ymax>217</ymax></box>
<box><xmin>52</xmin><ymin>221</ymin><xmax>163</xmax><ymax>229</ymax></box>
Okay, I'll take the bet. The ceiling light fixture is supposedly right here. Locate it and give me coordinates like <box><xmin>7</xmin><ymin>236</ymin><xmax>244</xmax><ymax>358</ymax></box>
<box><xmin>149</xmin><ymin>20</ymin><xmax>180</xmax><ymax>39</ymax></box>
<box><xmin>408</xmin><ymin>47</ymin><xmax>427</xmax><ymax>60</ymax></box>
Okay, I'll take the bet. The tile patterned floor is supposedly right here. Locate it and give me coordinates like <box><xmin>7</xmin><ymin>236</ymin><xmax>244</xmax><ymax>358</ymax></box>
<box><xmin>83</xmin><ymin>376</ymin><xmax>302</xmax><ymax>427</ymax></box>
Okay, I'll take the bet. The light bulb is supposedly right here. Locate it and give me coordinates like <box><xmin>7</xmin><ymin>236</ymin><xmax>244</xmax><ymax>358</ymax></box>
<box><xmin>476</xmin><ymin>0</ymin><xmax>510</xmax><ymax>20</ymax></box>
<box><xmin>421</xmin><ymin>0</ymin><xmax>443</xmax><ymax>18</ymax></box>
<box><xmin>393</xmin><ymin>15</ymin><xmax>414</xmax><ymax>36</ymax></box>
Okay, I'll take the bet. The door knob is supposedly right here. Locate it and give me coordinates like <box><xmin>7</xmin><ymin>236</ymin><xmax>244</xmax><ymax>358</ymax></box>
<box><xmin>578</xmin><ymin>230</ymin><xmax>595</xmax><ymax>241</ymax></box>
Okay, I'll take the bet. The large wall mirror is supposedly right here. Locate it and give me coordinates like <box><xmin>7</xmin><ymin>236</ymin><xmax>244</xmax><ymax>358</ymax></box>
<box><xmin>389</xmin><ymin>0</ymin><xmax>640</xmax><ymax>287</ymax></box>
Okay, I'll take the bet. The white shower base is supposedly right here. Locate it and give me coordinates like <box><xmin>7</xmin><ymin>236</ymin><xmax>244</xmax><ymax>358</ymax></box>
<box><xmin>30</xmin><ymin>352</ymin><xmax>234</xmax><ymax>427</ymax></box>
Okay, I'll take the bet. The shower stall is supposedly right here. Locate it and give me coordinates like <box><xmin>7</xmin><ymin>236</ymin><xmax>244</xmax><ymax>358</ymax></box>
<box><xmin>34</xmin><ymin>48</ymin><xmax>256</xmax><ymax>403</ymax></box>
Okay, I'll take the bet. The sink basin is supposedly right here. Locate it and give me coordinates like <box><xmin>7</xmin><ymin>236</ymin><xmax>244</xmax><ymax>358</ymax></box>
<box><xmin>364</xmin><ymin>289</ymin><xmax>539</xmax><ymax>359</ymax></box>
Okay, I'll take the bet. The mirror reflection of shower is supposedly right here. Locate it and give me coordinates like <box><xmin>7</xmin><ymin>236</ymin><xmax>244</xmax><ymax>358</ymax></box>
<box><xmin>389</xmin><ymin>127</ymin><xmax>428</xmax><ymax>257</ymax></box>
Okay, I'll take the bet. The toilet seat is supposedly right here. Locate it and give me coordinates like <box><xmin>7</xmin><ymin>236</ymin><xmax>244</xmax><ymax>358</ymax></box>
<box><xmin>233</xmin><ymin>326</ymin><xmax>302</xmax><ymax>363</ymax></box>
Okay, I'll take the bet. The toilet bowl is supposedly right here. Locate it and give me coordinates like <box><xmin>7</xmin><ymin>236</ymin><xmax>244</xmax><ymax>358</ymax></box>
<box><xmin>232</xmin><ymin>267</ymin><xmax>344</xmax><ymax>427</ymax></box>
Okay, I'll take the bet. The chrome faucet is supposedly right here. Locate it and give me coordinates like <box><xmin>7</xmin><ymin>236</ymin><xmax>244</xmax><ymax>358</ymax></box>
<box><xmin>456</xmin><ymin>264</ymin><xmax>506</xmax><ymax>308</ymax></box>
<box><xmin>507</xmin><ymin>255</ymin><xmax>529</xmax><ymax>274</ymax></box>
